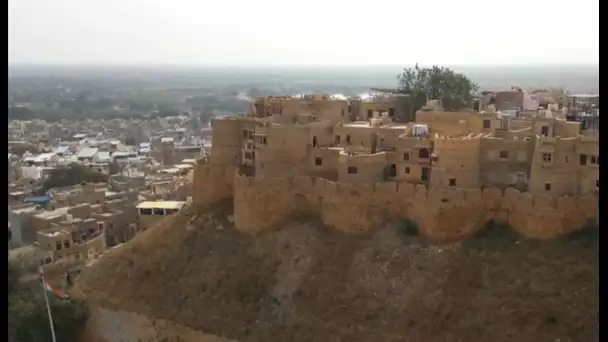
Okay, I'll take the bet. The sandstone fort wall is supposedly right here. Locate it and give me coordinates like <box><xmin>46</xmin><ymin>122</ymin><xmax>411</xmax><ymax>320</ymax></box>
<box><xmin>194</xmin><ymin>161</ymin><xmax>597</xmax><ymax>243</ymax></box>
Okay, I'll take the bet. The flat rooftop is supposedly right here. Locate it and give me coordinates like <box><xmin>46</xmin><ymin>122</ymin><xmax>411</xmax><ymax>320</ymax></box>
<box><xmin>343</xmin><ymin>122</ymin><xmax>408</xmax><ymax>130</ymax></box>
<box><xmin>34</xmin><ymin>208</ymin><xmax>69</xmax><ymax>220</ymax></box>
<box><xmin>136</xmin><ymin>201</ymin><xmax>186</xmax><ymax>210</ymax></box>
<box><xmin>11</xmin><ymin>205</ymin><xmax>40</xmax><ymax>214</ymax></box>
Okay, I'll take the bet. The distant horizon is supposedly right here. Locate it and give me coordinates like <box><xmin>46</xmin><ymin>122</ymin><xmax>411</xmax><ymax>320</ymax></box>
<box><xmin>8</xmin><ymin>63</ymin><xmax>600</xmax><ymax>68</ymax></box>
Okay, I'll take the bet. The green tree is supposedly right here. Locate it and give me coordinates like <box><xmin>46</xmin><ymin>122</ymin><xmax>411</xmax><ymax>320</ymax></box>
<box><xmin>11</xmin><ymin>293</ymin><xmax>88</xmax><ymax>342</ymax></box>
<box><xmin>42</xmin><ymin>163</ymin><xmax>108</xmax><ymax>192</ymax></box>
<box><xmin>124</xmin><ymin>137</ymin><xmax>137</xmax><ymax>146</ymax></box>
<box><xmin>8</xmin><ymin>261</ymin><xmax>88</xmax><ymax>342</ymax></box>
<box><xmin>9</xmin><ymin>143</ymin><xmax>40</xmax><ymax>156</ymax></box>
<box><xmin>397</xmin><ymin>64</ymin><xmax>479</xmax><ymax>113</ymax></box>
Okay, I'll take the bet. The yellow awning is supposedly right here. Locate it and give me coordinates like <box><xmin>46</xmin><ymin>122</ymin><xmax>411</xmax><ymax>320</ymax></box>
<box><xmin>136</xmin><ymin>201</ymin><xmax>186</xmax><ymax>210</ymax></box>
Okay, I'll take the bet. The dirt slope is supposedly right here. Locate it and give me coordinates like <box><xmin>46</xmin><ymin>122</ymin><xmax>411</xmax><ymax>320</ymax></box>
<box><xmin>79</xmin><ymin>204</ymin><xmax>598</xmax><ymax>342</ymax></box>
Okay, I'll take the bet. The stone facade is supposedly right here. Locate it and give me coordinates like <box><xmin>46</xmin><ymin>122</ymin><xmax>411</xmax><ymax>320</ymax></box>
<box><xmin>192</xmin><ymin>94</ymin><xmax>599</xmax><ymax>243</ymax></box>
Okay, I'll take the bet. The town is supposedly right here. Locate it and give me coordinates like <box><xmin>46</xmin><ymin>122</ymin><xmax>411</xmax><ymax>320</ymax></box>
<box><xmin>8</xmin><ymin>114</ymin><xmax>210</xmax><ymax>279</ymax></box>
<box><xmin>9</xmin><ymin>88</ymin><xmax>599</xmax><ymax>277</ymax></box>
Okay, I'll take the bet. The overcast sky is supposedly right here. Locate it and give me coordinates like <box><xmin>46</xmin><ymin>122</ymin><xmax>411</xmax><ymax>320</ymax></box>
<box><xmin>8</xmin><ymin>0</ymin><xmax>599</xmax><ymax>66</ymax></box>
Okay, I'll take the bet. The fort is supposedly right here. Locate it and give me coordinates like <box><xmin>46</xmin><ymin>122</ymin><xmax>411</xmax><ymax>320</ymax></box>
<box><xmin>193</xmin><ymin>92</ymin><xmax>599</xmax><ymax>242</ymax></box>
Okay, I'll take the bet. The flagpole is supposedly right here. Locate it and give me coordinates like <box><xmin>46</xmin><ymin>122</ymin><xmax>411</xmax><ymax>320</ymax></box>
<box><xmin>39</xmin><ymin>268</ymin><xmax>57</xmax><ymax>342</ymax></box>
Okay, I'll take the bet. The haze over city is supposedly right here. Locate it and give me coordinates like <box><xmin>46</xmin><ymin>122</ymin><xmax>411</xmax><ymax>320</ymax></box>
<box><xmin>9</xmin><ymin>0</ymin><xmax>599</xmax><ymax>66</ymax></box>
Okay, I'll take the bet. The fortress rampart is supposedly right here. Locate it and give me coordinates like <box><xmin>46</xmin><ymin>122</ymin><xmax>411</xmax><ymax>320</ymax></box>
<box><xmin>194</xmin><ymin>162</ymin><xmax>597</xmax><ymax>243</ymax></box>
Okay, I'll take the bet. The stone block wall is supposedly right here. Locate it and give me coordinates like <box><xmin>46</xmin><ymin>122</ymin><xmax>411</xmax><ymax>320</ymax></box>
<box><xmin>194</xmin><ymin>159</ymin><xmax>597</xmax><ymax>243</ymax></box>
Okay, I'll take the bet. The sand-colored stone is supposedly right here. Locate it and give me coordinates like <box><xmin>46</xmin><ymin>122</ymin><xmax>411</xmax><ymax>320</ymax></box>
<box><xmin>192</xmin><ymin>95</ymin><xmax>598</xmax><ymax>242</ymax></box>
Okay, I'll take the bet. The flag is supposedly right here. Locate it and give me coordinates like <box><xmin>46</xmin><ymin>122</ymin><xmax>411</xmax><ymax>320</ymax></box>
<box><xmin>42</xmin><ymin>278</ymin><xmax>68</xmax><ymax>299</ymax></box>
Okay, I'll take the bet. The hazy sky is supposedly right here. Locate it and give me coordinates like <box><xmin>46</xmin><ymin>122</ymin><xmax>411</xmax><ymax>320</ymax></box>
<box><xmin>9</xmin><ymin>0</ymin><xmax>599</xmax><ymax>66</ymax></box>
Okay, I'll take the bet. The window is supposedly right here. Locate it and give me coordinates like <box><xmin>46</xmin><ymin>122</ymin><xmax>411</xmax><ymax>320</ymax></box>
<box><xmin>542</xmin><ymin>153</ymin><xmax>552</xmax><ymax>162</ymax></box>
<box><xmin>347</xmin><ymin>166</ymin><xmax>358</xmax><ymax>174</ymax></box>
<box><xmin>335</xmin><ymin>135</ymin><xmax>340</xmax><ymax>145</ymax></box>
<box><xmin>596</xmin><ymin>180</ymin><xmax>599</xmax><ymax>188</ymax></box>
<box><xmin>341</xmin><ymin>109</ymin><xmax>345</xmax><ymax>116</ymax></box>
<box><xmin>312</xmin><ymin>136</ymin><xmax>317</xmax><ymax>147</ymax></box>
<box><xmin>388</xmin><ymin>108</ymin><xmax>395</xmax><ymax>117</ymax></box>
<box><xmin>140</xmin><ymin>208</ymin><xmax>152</xmax><ymax>215</ymax></box>
<box><xmin>565</xmin><ymin>156</ymin><xmax>569</xmax><ymax>163</ymax></box>
<box><xmin>418</xmin><ymin>148</ymin><xmax>430</xmax><ymax>159</ymax></box>
<box><xmin>473</xmin><ymin>99</ymin><xmax>481</xmax><ymax>112</ymax></box>
<box><xmin>403</xmin><ymin>152</ymin><xmax>410</xmax><ymax>161</ymax></box>
<box><xmin>242</xmin><ymin>130</ymin><xmax>248</xmax><ymax>139</ymax></box>
<box><xmin>544</xmin><ymin>183</ymin><xmax>551</xmax><ymax>191</ymax></box>
<box><xmin>499</xmin><ymin>151</ymin><xmax>509</xmax><ymax>159</ymax></box>
<box><xmin>449</xmin><ymin>178</ymin><xmax>456</xmax><ymax>187</ymax></box>
<box><xmin>405</xmin><ymin>167</ymin><xmax>410</xmax><ymax>174</ymax></box>
<box><xmin>367</xmin><ymin>109</ymin><xmax>373</xmax><ymax>118</ymax></box>
<box><xmin>152</xmin><ymin>208</ymin><xmax>164</xmax><ymax>215</ymax></box>
<box><xmin>483</xmin><ymin>120</ymin><xmax>491</xmax><ymax>129</ymax></box>
<box><xmin>580</xmin><ymin>154</ymin><xmax>587</xmax><ymax>166</ymax></box>
<box><xmin>541</xmin><ymin>126</ymin><xmax>549</xmax><ymax>137</ymax></box>
<box><xmin>421</xmin><ymin>167</ymin><xmax>430</xmax><ymax>181</ymax></box>
<box><xmin>347</xmin><ymin>105</ymin><xmax>352</xmax><ymax>113</ymax></box>
<box><xmin>591</xmin><ymin>155</ymin><xmax>597</xmax><ymax>164</ymax></box>
<box><xmin>346</xmin><ymin>134</ymin><xmax>351</xmax><ymax>145</ymax></box>
<box><xmin>262</xmin><ymin>136</ymin><xmax>267</xmax><ymax>145</ymax></box>
<box><xmin>387</xmin><ymin>164</ymin><xmax>397</xmax><ymax>178</ymax></box>
<box><xmin>64</xmin><ymin>240</ymin><xmax>70</xmax><ymax>248</ymax></box>
<box><xmin>56</xmin><ymin>241</ymin><xmax>62</xmax><ymax>251</ymax></box>
<box><xmin>315</xmin><ymin>157</ymin><xmax>323</xmax><ymax>166</ymax></box>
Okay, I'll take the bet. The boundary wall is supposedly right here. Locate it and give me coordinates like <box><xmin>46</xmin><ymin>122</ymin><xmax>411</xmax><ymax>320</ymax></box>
<box><xmin>194</xmin><ymin>163</ymin><xmax>597</xmax><ymax>242</ymax></box>
<box><xmin>193</xmin><ymin>161</ymin><xmax>237</xmax><ymax>207</ymax></box>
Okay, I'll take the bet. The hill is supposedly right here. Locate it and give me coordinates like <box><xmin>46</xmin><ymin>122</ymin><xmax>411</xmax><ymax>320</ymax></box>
<box><xmin>78</xmin><ymin>203</ymin><xmax>598</xmax><ymax>342</ymax></box>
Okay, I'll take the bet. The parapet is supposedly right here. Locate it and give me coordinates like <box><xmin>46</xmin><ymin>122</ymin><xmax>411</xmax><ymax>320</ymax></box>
<box><xmin>433</xmin><ymin>133</ymin><xmax>483</xmax><ymax>149</ymax></box>
<box><xmin>231</xmin><ymin>170</ymin><xmax>597</xmax><ymax>241</ymax></box>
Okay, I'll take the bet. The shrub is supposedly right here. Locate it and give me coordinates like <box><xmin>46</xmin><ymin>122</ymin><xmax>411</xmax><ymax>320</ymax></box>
<box><xmin>561</xmin><ymin>219</ymin><xmax>598</xmax><ymax>244</ymax></box>
<box><xmin>397</xmin><ymin>219</ymin><xmax>419</xmax><ymax>237</ymax></box>
<box><xmin>473</xmin><ymin>219</ymin><xmax>514</xmax><ymax>239</ymax></box>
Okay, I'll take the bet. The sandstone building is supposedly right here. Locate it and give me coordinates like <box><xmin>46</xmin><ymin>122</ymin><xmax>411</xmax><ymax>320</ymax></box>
<box><xmin>195</xmin><ymin>93</ymin><xmax>597</xmax><ymax>241</ymax></box>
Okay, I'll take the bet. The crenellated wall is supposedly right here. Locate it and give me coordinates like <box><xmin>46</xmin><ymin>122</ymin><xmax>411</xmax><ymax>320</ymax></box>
<box><xmin>231</xmin><ymin>172</ymin><xmax>597</xmax><ymax>242</ymax></box>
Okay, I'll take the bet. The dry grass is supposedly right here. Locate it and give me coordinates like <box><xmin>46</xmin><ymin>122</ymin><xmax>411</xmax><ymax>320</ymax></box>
<box><xmin>79</xmin><ymin>204</ymin><xmax>598</xmax><ymax>342</ymax></box>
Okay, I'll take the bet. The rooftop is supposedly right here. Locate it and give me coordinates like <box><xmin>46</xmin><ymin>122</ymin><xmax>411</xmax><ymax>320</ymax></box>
<box><xmin>136</xmin><ymin>201</ymin><xmax>186</xmax><ymax>210</ymax></box>
<box><xmin>34</xmin><ymin>207</ymin><xmax>69</xmax><ymax>220</ymax></box>
<box><xmin>77</xmin><ymin>147</ymin><xmax>99</xmax><ymax>158</ymax></box>
<box><xmin>24</xmin><ymin>196</ymin><xmax>50</xmax><ymax>205</ymax></box>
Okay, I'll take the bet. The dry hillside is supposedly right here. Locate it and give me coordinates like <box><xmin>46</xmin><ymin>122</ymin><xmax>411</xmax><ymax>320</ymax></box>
<box><xmin>79</xmin><ymin>203</ymin><xmax>598</xmax><ymax>342</ymax></box>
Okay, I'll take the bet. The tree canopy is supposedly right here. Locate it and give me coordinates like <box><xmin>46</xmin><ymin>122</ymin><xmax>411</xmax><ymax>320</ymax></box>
<box><xmin>42</xmin><ymin>163</ymin><xmax>108</xmax><ymax>192</ymax></box>
<box><xmin>8</xmin><ymin>261</ymin><xmax>88</xmax><ymax>342</ymax></box>
<box><xmin>397</xmin><ymin>64</ymin><xmax>479</xmax><ymax>112</ymax></box>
